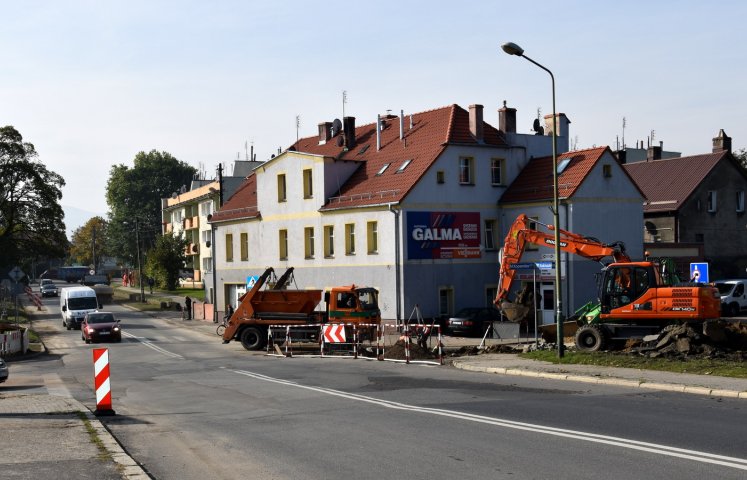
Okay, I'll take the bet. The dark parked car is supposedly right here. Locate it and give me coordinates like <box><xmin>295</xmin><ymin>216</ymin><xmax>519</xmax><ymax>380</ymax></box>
<box><xmin>0</xmin><ymin>358</ymin><xmax>8</xmax><ymax>383</ymax></box>
<box><xmin>447</xmin><ymin>307</ymin><xmax>503</xmax><ymax>337</ymax></box>
<box><xmin>81</xmin><ymin>312</ymin><xmax>122</xmax><ymax>343</ymax></box>
<box><xmin>40</xmin><ymin>283</ymin><xmax>59</xmax><ymax>297</ymax></box>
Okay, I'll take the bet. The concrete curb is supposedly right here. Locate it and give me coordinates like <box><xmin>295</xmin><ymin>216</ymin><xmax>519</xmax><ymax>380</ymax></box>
<box><xmin>82</xmin><ymin>409</ymin><xmax>151</xmax><ymax>479</ymax></box>
<box><xmin>450</xmin><ymin>361</ymin><xmax>747</xmax><ymax>400</ymax></box>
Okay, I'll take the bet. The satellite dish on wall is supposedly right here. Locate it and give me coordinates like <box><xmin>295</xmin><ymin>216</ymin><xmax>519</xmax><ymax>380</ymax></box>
<box><xmin>180</xmin><ymin>185</ymin><xmax>187</xmax><ymax>194</ymax></box>
<box><xmin>331</xmin><ymin>118</ymin><xmax>342</xmax><ymax>136</ymax></box>
<box><xmin>532</xmin><ymin>118</ymin><xmax>544</xmax><ymax>135</ymax></box>
<box><xmin>171</xmin><ymin>192</ymin><xmax>178</xmax><ymax>199</ymax></box>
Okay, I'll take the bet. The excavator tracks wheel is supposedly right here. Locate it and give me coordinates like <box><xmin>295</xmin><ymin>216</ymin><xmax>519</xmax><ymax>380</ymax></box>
<box><xmin>240</xmin><ymin>327</ymin><xmax>265</xmax><ymax>351</ymax></box>
<box><xmin>575</xmin><ymin>325</ymin><xmax>607</xmax><ymax>352</ymax></box>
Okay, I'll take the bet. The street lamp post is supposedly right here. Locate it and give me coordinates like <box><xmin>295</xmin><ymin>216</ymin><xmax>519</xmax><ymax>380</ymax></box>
<box><xmin>501</xmin><ymin>41</ymin><xmax>564</xmax><ymax>357</ymax></box>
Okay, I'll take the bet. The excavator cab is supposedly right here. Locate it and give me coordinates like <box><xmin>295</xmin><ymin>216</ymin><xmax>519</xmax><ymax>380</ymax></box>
<box><xmin>599</xmin><ymin>264</ymin><xmax>654</xmax><ymax>313</ymax></box>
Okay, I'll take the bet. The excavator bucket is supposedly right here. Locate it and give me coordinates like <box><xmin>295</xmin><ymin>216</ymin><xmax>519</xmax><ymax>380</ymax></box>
<box><xmin>499</xmin><ymin>301</ymin><xmax>530</xmax><ymax>323</ymax></box>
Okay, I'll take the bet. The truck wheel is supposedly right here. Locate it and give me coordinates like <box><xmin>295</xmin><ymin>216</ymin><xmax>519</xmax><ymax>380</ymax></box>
<box><xmin>575</xmin><ymin>325</ymin><xmax>606</xmax><ymax>352</ymax></box>
<box><xmin>240</xmin><ymin>327</ymin><xmax>264</xmax><ymax>351</ymax></box>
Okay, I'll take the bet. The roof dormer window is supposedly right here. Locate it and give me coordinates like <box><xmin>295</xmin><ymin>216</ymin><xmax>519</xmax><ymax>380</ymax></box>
<box><xmin>557</xmin><ymin>158</ymin><xmax>571</xmax><ymax>174</ymax></box>
<box><xmin>396</xmin><ymin>159</ymin><xmax>412</xmax><ymax>173</ymax></box>
<box><xmin>376</xmin><ymin>163</ymin><xmax>390</xmax><ymax>176</ymax></box>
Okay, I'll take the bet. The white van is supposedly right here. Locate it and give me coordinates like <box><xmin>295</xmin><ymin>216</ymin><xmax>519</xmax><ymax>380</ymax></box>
<box><xmin>714</xmin><ymin>279</ymin><xmax>747</xmax><ymax>317</ymax></box>
<box><xmin>60</xmin><ymin>286</ymin><xmax>100</xmax><ymax>330</ymax></box>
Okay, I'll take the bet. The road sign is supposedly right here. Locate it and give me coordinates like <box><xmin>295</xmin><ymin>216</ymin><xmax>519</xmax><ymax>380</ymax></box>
<box><xmin>246</xmin><ymin>275</ymin><xmax>259</xmax><ymax>288</ymax></box>
<box><xmin>323</xmin><ymin>324</ymin><xmax>346</xmax><ymax>343</ymax></box>
<box><xmin>510</xmin><ymin>262</ymin><xmax>554</xmax><ymax>270</ymax></box>
<box><xmin>689</xmin><ymin>263</ymin><xmax>709</xmax><ymax>283</ymax></box>
<box><xmin>8</xmin><ymin>266</ymin><xmax>24</xmax><ymax>282</ymax></box>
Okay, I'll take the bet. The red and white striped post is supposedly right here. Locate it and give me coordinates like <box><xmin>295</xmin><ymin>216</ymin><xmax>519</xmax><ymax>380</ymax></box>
<box><xmin>92</xmin><ymin>348</ymin><xmax>116</xmax><ymax>416</ymax></box>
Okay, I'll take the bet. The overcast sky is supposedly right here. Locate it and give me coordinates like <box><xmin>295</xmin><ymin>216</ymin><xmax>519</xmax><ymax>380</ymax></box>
<box><xmin>3</xmin><ymin>1</ymin><xmax>746</xmax><ymax>236</ymax></box>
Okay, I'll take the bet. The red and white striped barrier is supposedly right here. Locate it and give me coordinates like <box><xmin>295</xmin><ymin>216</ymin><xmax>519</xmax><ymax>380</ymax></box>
<box><xmin>24</xmin><ymin>287</ymin><xmax>43</xmax><ymax>310</ymax></box>
<box><xmin>92</xmin><ymin>348</ymin><xmax>116</xmax><ymax>416</ymax></box>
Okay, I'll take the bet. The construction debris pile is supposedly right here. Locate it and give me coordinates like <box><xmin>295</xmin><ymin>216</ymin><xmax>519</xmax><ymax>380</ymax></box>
<box><xmin>382</xmin><ymin>340</ymin><xmax>440</xmax><ymax>361</ymax></box>
<box><xmin>625</xmin><ymin>321</ymin><xmax>747</xmax><ymax>360</ymax></box>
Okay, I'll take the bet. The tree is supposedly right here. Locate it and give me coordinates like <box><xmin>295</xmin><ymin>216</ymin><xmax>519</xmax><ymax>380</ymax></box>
<box><xmin>0</xmin><ymin>126</ymin><xmax>68</xmax><ymax>269</ymax></box>
<box><xmin>69</xmin><ymin>216</ymin><xmax>110</xmax><ymax>270</ymax></box>
<box><xmin>106</xmin><ymin>150</ymin><xmax>196</xmax><ymax>265</ymax></box>
<box><xmin>733</xmin><ymin>148</ymin><xmax>747</xmax><ymax>173</ymax></box>
<box><xmin>144</xmin><ymin>232</ymin><xmax>188</xmax><ymax>291</ymax></box>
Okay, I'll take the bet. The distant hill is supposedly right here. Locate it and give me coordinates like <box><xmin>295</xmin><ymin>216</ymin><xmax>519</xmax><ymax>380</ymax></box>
<box><xmin>62</xmin><ymin>205</ymin><xmax>106</xmax><ymax>239</ymax></box>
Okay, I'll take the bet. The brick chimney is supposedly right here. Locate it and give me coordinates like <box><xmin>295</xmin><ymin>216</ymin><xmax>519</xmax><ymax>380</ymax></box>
<box><xmin>647</xmin><ymin>142</ymin><xmax>662</xmax><ymax>161</ymax></box>
<box><xmin>318</xmin><ymin>122</ymin><xmax>332</xmax><ymax>144</ymax></box>
<box><xmin>498</xmin><ymin>101</ymin><xmax>516</xmax><ymax>134</ymax></box>
<box><xmin>712</xmin><ymin>129</ymin><xmax>732</xmax><ymax>153</ymax></box>
<box><xmin>469</xmin><ymin>104</ymin><xmax>484</xmax><ymax>143</ymax></box>
<box><xmin>343</xmin><ymin>116</ymin><xmax>356</xmax><ymax>149</ymax></box>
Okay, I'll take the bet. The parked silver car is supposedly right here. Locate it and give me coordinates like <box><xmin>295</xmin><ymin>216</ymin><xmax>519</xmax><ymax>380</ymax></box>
<box><xmin>0</xmin><ymin>358</ymin><xmax>9</xmax><ymax>383</ymax></box>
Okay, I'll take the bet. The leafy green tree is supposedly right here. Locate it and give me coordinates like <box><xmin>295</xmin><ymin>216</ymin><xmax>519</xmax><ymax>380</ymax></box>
<box><xmin>106</xmin><ymin>150</ymin><xmax>196</xmax><ymax>265</ymax></box>
<box><xmin>733</xmin><ymin>148</ymin><xmax>747</xmax><ymax>173</ymax></box>
<box><xmin>144</xmin><ymin>232</ymin><xmax>188</xmax><ymax>291</ymax></box>
<box><xmin>69</xmin><ymin>216</ymin><xmax>110</xmax><ymax>270</ymax></box>
<box><xmin>0</xmin><ymin>126</ymin><xmax>68</xmax><ymax>269</ymax></box>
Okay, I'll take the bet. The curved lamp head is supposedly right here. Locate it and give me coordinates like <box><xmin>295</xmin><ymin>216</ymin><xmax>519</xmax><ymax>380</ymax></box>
<box><xmin>501</xmin><ymin>42</ymin><xmax>524</xmax><ymax>56</ymax></box>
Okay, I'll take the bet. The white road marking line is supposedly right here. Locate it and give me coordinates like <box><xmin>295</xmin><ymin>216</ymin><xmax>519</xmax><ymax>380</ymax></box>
<box><xmin>122</xmin><ymin>331</ymin><xmax>184</xmax><ymax>359</ymax></box>
<box><xmin>233</xmin><ymin>369</ymin><xmax>747</xmax><ymax>471</ymax></box>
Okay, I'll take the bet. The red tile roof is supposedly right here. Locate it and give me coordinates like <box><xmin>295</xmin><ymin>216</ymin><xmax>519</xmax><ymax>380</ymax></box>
<box><xmin>210</xmin><ymin>104</ymin><xmax>509</xmax><ymax>218</ymax></box>
<box><xmin>623</xmin><ymin>151</ymin><xmax>729</xmax><ymax>212</ymax></box>
<box><xmin>499</xmin><ymin>146</ymin><xmax>615</xmax><ymax>204</ymax></box>
<box><xmin>294</xmin><ymin>104</ymin><xmax>508</xmax><ymax>210</ymax></box>
<box><xmin>209</xmin><ymin>173</ymin><xmax>260</xmax><ymax>223</ymax></box>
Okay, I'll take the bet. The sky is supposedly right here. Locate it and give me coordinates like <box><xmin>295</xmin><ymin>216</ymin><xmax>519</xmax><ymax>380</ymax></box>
<box><xmin>3</xmin><ymin>1</ymin><xmax>746</xmax><ymax>237</ymax></box>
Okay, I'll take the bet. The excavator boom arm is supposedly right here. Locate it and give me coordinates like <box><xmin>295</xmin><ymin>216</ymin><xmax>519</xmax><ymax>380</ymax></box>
<box><xmin>495</xmin><ymin>215</ymin><xmax>630</xmax><ymax>306</ymax></box>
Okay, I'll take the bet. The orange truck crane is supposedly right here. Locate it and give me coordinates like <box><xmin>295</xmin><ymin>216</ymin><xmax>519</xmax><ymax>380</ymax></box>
<box><xmin>495</xmin><ymin>214</ymin><xmax>721</xmax><ymax>351</ymax></box>
<box><xmin>222</xmin><ymin>267</ymin><xmax>381</xmax><ymax>351</ymax></box>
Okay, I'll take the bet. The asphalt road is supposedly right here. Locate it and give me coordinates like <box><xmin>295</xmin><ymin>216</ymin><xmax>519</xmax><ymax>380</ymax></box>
<box><xmin>21</xmin><ymin>283</ymin><xmax>747</xmax><ymax>480</ymax></box>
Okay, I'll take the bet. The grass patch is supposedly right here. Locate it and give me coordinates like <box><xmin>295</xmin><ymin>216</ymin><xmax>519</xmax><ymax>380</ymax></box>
<box><xmin>521</xmin><ymin>350</ymin><xmax>747</xmax><ymax>378</ymax></box>
<box><xmin>164</xmin><ymin>287</ymin><xmax>204</xmax><ymax>298</ymax></box>
<box><xmin>76</xmin><ymin>411</ymin><xmax>112</xmax><ymax>461</ymax></box>
<box><xmin>111</xmin><ymin>287</ymin><xmax>171</xmax><ymax>312</ymax></box>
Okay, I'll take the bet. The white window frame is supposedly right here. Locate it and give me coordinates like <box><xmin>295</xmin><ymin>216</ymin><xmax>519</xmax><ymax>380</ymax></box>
<box><xmin>490</xmin><ymin>158</ymin><xmax>504</xmax><ymax>186</ymax></box>
<box><xmin>459</xmin><ymin>157</ymin><xmax>474</xmax><ymax>184</ymax></box>
<box><xmin>737</xmin><ymin>190</ymin><xmax>745</xmax><ymax>213</ymax></box>
<box><xmin>484</xmin><ymin>219</ymin><xmax>496</xmax><ymax>250</ymax></box>
<box><xmin>707</xmin><ymin>191</ymin><xmax>717</xmax><ymax>212</ymax></box>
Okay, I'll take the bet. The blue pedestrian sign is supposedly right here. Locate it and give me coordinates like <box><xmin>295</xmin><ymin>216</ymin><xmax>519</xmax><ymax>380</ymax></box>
<box><xmin>689</xmin><ymin>263</ymin><xmax>709</xmax><ymax>283</ymax></box>
<box><xmin>510</xmin><ymin>262</ymin><xmax>555</xmax><ymax>270</ymax></box>
<box><xmin>246</xmin><ymin>275</ymin><xmax>260</xmax><ymax>288</ymax></box>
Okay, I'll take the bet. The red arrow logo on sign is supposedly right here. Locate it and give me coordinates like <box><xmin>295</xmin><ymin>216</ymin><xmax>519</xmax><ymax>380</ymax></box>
<box><xmin>323</xmin><ymin>324</ymin><xmax>346</xmax><ymax>343</ymax></box>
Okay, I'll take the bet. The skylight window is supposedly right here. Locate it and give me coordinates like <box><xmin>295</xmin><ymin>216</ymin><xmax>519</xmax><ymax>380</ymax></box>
<box><xmin>357</xmin><ymin>145</ymin><xmax>370</xmax><ymax>155</ymax></box>
<box><xmin>396</xmin><ymin>159</ymin><xmax>412</xmax><ymax>173</ymax></box>
<box><xmin>556</xmin><ymin>158</ymin><xmax>571</xmax><ymax>174</ymax></box>
<box><xmin>376</xmin><ymin>163</ymin><xmax>390</xmax><ymax>176</ymax></box>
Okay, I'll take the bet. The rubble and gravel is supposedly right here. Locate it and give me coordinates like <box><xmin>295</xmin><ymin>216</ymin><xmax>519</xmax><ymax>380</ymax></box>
<box><xmin>624</xmin><ymin>321</ymin><xmax>747</xmax><ymax>360</ymax></box>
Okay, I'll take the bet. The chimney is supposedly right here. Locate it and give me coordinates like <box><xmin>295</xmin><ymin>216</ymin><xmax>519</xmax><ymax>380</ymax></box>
<box><xmin>544</xmin><ymin>113</ymin><xmax>571</xmax><ymax>153</ymax></box>
<box><xmin>399</xmin><ymin>110</ymin><xmax>404</xmax><ymax>140</ymax></box>
<box><xmin>712</xmin><ymin>129</ymin><xmax>732</xmax><ymax>153</ymax></box>
<box><xmin>615</xmin><ymin>150</ymin><xmax>627</xmax><ymax>164</ymax></box>
<box><xmin>376</xmin><ymin>114</ymin><xmax>381</xmax><ymax>151</ymax></box>
<box><xmin>318</xmin><ymin>122</ymin><xmax>332</xmax><ymax>144</ymax></box>
<box><xmin>647</xmin><ymin>145</ymin><xmax>662</xmax><ymax>161</ymax></box>
<box><xmin>469</xmin><ymin>104</ymin><xmax>484</xmax><ymax>143</ymax></box>
<box><xmin>343</xmin><ymin>116</ymin><xmax>356</xmax><ymax>149</ymax></box>
<box><xmin>498</xmin><ymin>100</ymin><xmax>516</xmax><ymax>134</ymax></box>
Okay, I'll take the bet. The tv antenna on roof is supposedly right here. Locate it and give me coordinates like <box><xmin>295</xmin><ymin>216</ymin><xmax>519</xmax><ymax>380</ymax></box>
<box><xmin>342</xmin><ymin>90</ymin><xmax>347</xmax><ymax>118</ymax></box>
<box><xmin>296</xmin><ymin>115</ymin><xmax>301</xmax><ymax>146</ymax></box>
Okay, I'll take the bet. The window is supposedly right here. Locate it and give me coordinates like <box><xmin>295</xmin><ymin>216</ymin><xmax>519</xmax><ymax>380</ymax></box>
<box><xmin>603</xmin><ymin>164</ymin><xmax>612</xmax><ymax>178</ymax></box>
<box><xmin>737</xmin><ymin>191</ymin><xmax>745</xmax><ymax>213</ymax></box>
<box><xmin>202</xmin><ymin>256</ymin><xmax>212</xmax><ymax>273</ymax></box>
<box><xmin>240</xmin><ymin>232</ymin><xmax>248</xmax><ymax>261</ymax></box>
<box><xmin>173</xmin><ymin>210</ymin><xmax>183</xmax><ymax>223</ymax></box>
<box><xmin>324</xmin><ymin>225</ymin><xmax>334</xmax><ymax>257</ymax></box>
<box><xmin>278</xmin><ymin>229</ymin><xmax>288</xmax><ymax>260</ymax></box>
<box><xmin>396</xmin><ymin>159</ymin><xmax>412</xmax><ymax>173</ymax></box>
<box><xmin>485</xmin><ymin>287</ymin><xmax>497</xmax><ymax>308</ymax></box>
<box><xmin>707</xmin><ymin>191</ymin><xmax>717</xmax><ymax>212</ymax></box>
<box><xmin>225</xmin><ymin>234</ymin><xmax>234</xmax><ymax>262</ymax></box>
<box><xmin>484</xmin><ymin>219</ymin><xmax>496</xmax><ymax>250</ymax></box>
<box><xmin>367</xmin><ymin>221</ymin><xmax>378</xmax><ymax>254</ymax></box>
<box><xmin>436</xmin><ymin>171</ymin><xmax>445</xmax><ymax>184</ymax></box>
<box><xmin>277</xmin><ymin>174</ymin><xmax>286</xmax><ymax>202</ymax></box>
<box><xmin>557</xmin><ymin>158</ymin><xmax>571</xmax><ymax>174</ymax></box>
<box><xmin>303</xmin><ymin>169</ymin><xmax>313</xmax><ymax>198</ymax></box>
<box><xmin>345</xmin><ymin>223</ymin><xmax>355</xmax><ymax>255</ymax></box>
<box><xmin>202</xmin><ymin>230</ymin><xmax>212</xmax><ymax>244</ymax></box>
<box><xmin>491</xmin><ymin>158</ymin><xmax>505</xmax><ymax>185</ymax></box>
<box><xmin>438</xmin><ymin>287</ymin><xmax>454</xmax><ymax>317</ymax></box>
<box><xmin>376</xmin><ymin>164</ymin><xmax>390</xmax><ymax>176</ymax></box>
<box><xmin>304</xmin><ymin>227</ymin><xmax>315</xmax><ymax>259</ymax></box>
<box><xmin>459</xmin><ymin>157</ymin><xmax>474</xmax><ymax>184</ymax></box>
<box><xmin>200</xmin><ymin>200</ymin><xmax>214</xmax><ymax>217</ymax></box>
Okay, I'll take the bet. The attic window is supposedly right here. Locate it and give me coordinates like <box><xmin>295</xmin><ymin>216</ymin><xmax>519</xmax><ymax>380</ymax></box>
<box><xmin>436</xmin><ymin>171</ymin><xmax>445</xmax><ymax>184</ymax></box>
<box><xmin>556</xmin><ymin>158</ymin><xmax>571</xmax><ymax>174</ymax></box>
<box><xmin>396</xmin><ymin>159</ymin><xmax>412</xmax><ymax>173</ymax></box>
<box><xmin>376</xmin><ymin>163</ymin><xmax>390</xmax><ymax>176</ymax></box>
<box><xmin>358</xmin><ymin>145</ymin><xmax>370</xmax><ymax>156</ymax></box>
<box><xmin>603</xmin><ymin>164</ymin><xmax>612</xmax><ymax>178</ymax></box>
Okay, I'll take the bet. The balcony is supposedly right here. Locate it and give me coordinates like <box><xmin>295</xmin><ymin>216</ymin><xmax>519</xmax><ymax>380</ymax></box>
<box><xmin>185</xmin><ymin>243</ymin><xmax>200</xmax><ymax>256</ymax></box>
<box><xmin>183</xmin><ymin>215</ymin><xmax>199</xmax><ymax>230</ymax></box>
<box><xmin>164</xmin><ymin>222</ymin><xmax>173</xmax><ymax>233</ymax></box>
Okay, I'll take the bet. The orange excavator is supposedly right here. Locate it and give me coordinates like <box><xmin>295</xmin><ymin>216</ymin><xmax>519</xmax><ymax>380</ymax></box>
<box><xmin>495</xmin><ymin>214</ymin><xmax>721</xmax><ymax>351</ymax></box>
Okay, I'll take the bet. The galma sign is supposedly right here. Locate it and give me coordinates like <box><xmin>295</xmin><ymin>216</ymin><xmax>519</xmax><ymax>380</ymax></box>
<box><xmin>407</xmin><ymin>211</ymin><xmax>481</xmax><ymax>259</ymax></box>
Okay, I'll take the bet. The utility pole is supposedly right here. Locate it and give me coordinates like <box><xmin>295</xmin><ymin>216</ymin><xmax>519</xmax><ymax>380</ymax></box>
<box><xmin>135</xmin><ymin>218</ymin><xmax>145</xmax><ymax>302</ymax></box>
